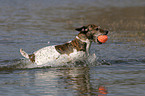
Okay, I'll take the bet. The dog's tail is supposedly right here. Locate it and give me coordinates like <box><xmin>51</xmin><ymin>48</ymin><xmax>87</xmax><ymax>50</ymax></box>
<box><xmin>20</xmin><ymin>49</ymin><xmax>29</xmax><ymax>59</ymax></box>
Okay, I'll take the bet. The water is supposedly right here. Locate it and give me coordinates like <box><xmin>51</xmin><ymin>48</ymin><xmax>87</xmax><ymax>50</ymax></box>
<box><xmin>0</xmin><ymin>0</ymin><xmax>145</xmax><ymax>95</ymax></box>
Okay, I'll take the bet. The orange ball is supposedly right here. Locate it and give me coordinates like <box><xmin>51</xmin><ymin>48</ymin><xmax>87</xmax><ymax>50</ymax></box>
<box><xmin>97</xmin><ymin>35</ymin><xmax>108</xmax><ymax>43</ymax></box>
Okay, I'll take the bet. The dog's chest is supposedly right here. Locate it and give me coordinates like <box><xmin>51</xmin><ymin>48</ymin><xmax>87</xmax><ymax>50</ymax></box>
<box><xmin>67</xmin><ymin>49</ymin><xmax>86</xmax><ymax>60</ymax></box>
<box><xmin>55</xmin><ymin>49</ymin><xmax>86</xmax><ymax>64</ymax></box>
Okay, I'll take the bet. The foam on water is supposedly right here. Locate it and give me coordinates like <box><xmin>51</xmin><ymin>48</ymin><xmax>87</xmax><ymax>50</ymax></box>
<box><xmin>1</xmin><ymin>53</ymin><xmax>143</xmax><ymax>71</ymax></box>
<box><xmin>22</xmin><ymin>53</ymin><xmax>98</xmax><ymax>68</ymax></box>
<box><xmin>0</xmin><ymin>53</ymin><xmax>99</xmax><ymax>70</ymax></box>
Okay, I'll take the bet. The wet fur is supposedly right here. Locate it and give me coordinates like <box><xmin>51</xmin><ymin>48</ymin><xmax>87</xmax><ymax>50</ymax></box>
<box><xmin>55</xmin><ymin>38</ymin><xmax>87</xmax><ymax>55</ymax></box>
<box><xmin>20</xmin><ymin>24</ymin><xmax>108</xmax><ymax>65</ymax></box>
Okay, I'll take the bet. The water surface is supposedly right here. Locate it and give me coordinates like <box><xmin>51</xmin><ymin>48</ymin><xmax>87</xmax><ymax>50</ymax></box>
<box><xmin>0</xmin><ymin>0</ymin><xmax>145</xmax><ymax>96</ymax></box>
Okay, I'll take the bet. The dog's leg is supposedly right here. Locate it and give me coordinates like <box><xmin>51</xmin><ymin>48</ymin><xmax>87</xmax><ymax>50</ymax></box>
<box><xmin>20</xmin><ymin>49</ymin><xmax>29</xmax><ymax>59</ymax></box>
<box><xmin>86</xmin><ymin>42</ymin><xmax>92</xmax><ymax>56</ymax></box>
<box><xmin>88</xmin><ymin>53</ymin><xmax>96</xmax><ymax>63</ymax></box>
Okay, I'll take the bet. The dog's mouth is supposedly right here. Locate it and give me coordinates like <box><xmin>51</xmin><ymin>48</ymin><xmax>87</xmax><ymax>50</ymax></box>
<box><xmin>96</xmin><ymin>38</ymin><xmax>103</xmax><ymax>44</ymax></box>
<box><xmin>94</xmin><ymin>35</ymin><xmax>108</xmax><ymax>44</ymax></box>
<box><xmin>94</xmin><ymin>37</ymin><xmax>102</xmax><ymax>44</ymax></box>
<box><xmin>94</xmin><ymin>30</ymin><xmax>109</xmax><ymax>44</ymax></box>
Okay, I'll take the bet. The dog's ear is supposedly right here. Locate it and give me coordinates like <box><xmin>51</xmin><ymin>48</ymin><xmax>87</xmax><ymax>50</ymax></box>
<box><xmin>75</xmin><ymin>26</ymin><xmax>88</xmax><ymax>32</ymax></box>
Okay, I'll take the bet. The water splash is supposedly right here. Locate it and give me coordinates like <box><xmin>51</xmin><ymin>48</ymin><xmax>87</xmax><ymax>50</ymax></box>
<box><xmin>0</xmin><ymin>53</ymin><xmax>99</xmax><ymax>70</ymax></box>
<box><xmin>0</xmin><ymin>54</ymin><xmax>144</xmax><ymax>72</ymax></box>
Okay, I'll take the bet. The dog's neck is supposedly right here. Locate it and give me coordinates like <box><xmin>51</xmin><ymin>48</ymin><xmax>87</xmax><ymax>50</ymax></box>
<box><xmin>76</xmin><ymin>34</ymin><xmax>92</xmax><ymax>56</ymax></box>
<box><xmin>55</xmin><ymin>33</ymin><xmax>92</xmax><ymax>56</ymax></box>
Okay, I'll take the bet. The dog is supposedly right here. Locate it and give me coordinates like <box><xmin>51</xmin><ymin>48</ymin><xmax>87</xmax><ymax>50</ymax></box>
<box><xmin>20</xmin><ymin>24</ymin><xmax>108</xmax><ymax>65</ymax></box>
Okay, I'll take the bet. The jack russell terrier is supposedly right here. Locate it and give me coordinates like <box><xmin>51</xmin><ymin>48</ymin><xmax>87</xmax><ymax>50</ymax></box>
<box><xmin>20</xmin><ymin>24</ymin><xmax>108</xmax><ymax>65</ymax></box>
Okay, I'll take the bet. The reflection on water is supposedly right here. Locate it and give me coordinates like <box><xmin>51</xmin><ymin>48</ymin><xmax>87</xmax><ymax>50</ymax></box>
<box><xmin>98</xmin><ymin>86</ymin><xmax>108</xmax><ymax>95</ymax></box>
<box><xmin>0</xmin><ymin>0</ymin><xmax>145</xmax><ymax>96</ymax></box>
<box><xmin>1</xmin><ymin>64</ymin><xmax>145</xmax><ymax>96</ymax></box>
<box><xmin>0</xmin><ymin>67</ymin><xmax>108</xmax><ymax>96</ymax></box>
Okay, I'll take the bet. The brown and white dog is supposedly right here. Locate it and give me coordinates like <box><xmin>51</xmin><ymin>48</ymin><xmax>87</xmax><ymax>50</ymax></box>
<box><xmin>20</xmin><ymin>24</ymin><xmax>108</xmax><ymax>65</ymax></box>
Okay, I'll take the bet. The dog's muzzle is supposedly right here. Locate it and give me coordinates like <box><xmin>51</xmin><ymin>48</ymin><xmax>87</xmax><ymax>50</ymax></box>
<box><xmin>94</xmin><ymin>31</ymin><xmax>109</xmax><ymax>44</ymax></box>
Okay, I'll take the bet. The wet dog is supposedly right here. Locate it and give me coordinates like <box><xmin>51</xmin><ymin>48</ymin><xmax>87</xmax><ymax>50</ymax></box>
<box><xmin>20</xmin><ymin>24</ymin><xmax>108</xmax><ymax>65</ymax></box>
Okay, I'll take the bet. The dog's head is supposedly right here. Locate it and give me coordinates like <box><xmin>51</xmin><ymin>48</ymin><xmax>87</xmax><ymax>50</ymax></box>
<box><xmin>75</xmin><ymin>24</ymin><xmax>108</xmax><ymax>44</ymax></box>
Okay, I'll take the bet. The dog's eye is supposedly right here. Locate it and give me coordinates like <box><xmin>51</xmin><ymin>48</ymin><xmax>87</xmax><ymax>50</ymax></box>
<box><xmin>96</xmin><ymin>28</ymin><xmax>99</xmax><ymax>31</ymax></box>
